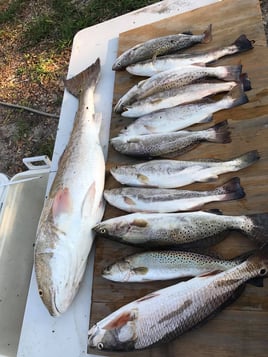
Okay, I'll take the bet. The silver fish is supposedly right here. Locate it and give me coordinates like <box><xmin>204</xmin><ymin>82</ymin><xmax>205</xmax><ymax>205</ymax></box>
<box><xmin>103</xmin><ymin>177</ymin><xmax>244</xmax><ymax>213</ymax></box>
<box><xmin>102</xmin><ymin>250</ymin><xmax>248</xmax><ymax>282</ymax></box>
<box><xmin>110</xmin><ymin>150</ymin><xmax>259</xmax><ymax>188</ymax></box>
<box><xmin>119</xmin><ymin>88</ymin><xmax>248</xmax><ymax>136</ymax></box>
<box><xmin>111</xmin><ymin>121</ymin><xmax>230</xmax><ymax>158</ymax></box>
<box><xmin>114</xmin><ymin>64</ymin><xmax>242</xmax><ymax>113</ymax></box>
<box><xmin>112</xmin><ymin>25</ymin><xmax>212</xmax><ymax>71</ymax></box>
<box><xmin>126</xmin><ymin>34</ymin><xmax>254</xmax><ymax>76</ymax></box>
<box><xmin>121</xmin><ymin>81</ymin><xmax>238</xmax><ymax>117</ymax></box>
<box><xmin>34</xmin><ymin>59</ymin><xmax>105</xmax><ymax>316</ymax></box>
<box><xmin>94</xmin><ymin>210</ymin><xmax>268</xmax><ymax>249</ymax></box>
<box><xmin>88</xmin><ymin>248</ymin><xmax>268</xmax><ymax>351</ymax></box>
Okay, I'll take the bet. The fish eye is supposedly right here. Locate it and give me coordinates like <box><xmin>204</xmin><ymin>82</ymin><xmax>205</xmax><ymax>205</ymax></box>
<box><xmin>100</xmin><ymin>228</ymin><xmax>107</xmax><ymax>234</ymax></box>
<box><xmin>97</xmin><ymin>342</ymin><xmax>104</xmax><ymax>350</ymax></box>
<box><xmin>38</xmin><ymin>289</ymin><xmax>43</xmax><ymax>297</ymax></box>
<box><xmin>259</xmin><ymin>268</ymin><xmax>267</xmax><ymax>275</ymax></box>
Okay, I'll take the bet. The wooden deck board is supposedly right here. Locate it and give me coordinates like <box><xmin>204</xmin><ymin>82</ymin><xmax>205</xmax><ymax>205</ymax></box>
<box><xmin>88</xmin><ymin>0</ymin><xmax>268</xmax><ymax>355</ymax></box>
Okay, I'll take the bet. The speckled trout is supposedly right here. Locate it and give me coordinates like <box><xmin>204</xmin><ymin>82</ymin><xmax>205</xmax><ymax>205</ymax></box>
<box><xmin>114</xmin><ymin>64</ymin><xmax>242</xmax><ymax>113</ymax></box>
<box><xmin>112</xmin><ymin>25</ymin><xmax>212</xmax><ymax>70</ymax></box>
<box><xmin>34</xmin><ymin>59</ymin><xmax>105</xmax><ymax>316</ymax></box>
<box><xmin>111</xmin><ymin>121</ymin><xmax>231</xmax><ymax>158</ymax></box>
<box><xmin>110</xmin><ymin>150</ymin><xmax>259</xmax><ymax>188</ymax></box>
<box><xmin>102</xmin><ymin>250</ymin><xmax>249</xmax><ymax>282</ymax></box>
<box><xmin>119</xmin><ymin>88</ymin><xmax>248</xmax><ymax>136</ymax></box>
<box><xmin>121</xmin><ymin>81</ymin><xmax>238</xmax><ymax>117</ymax></box>
<box><xmin>94</xmin><ymin>210</ymin><xmax>268</xmax><ymax>249</ymax></box>
<box><xmin>88</xmin><ymin>248</ymin><xmax>268</xmax><ymax>351</ymax></box>
<box><xmin>126</xmin><ymin>34</ymin><xmax>253</xmax><ymax>76</ymax></box>
<box><xmin>103</xmin><ymin>177</ymin><xmax>244</xmax><ymax>213</ymax></box>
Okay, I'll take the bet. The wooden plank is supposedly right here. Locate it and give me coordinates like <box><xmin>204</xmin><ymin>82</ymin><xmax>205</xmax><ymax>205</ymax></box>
<box><xmin>88</xmin><ymin>0</ymin><xmax>268</xmax><ymax>355</ymax></box>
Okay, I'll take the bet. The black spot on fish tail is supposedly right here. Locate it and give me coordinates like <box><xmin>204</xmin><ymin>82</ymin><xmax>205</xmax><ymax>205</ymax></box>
<box><xmin>232</xmin><ymin>34</ymin><xmax>254</xmax><ymax>52</ymax></box>
<box><xmin>243</xmin><ymin>213</ymin><xmax>268</xmax><ymax>245</ymax></box>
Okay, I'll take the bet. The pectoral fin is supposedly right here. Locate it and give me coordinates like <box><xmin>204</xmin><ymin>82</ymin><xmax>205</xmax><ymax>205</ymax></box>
<box><xmin>52</xmin><ymin>187</ymin><xmax>72</xmax><ymax>220</ymax></box>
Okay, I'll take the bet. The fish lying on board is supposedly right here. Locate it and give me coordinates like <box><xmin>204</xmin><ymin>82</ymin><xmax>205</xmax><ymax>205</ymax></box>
<box><xmin>88</xmin><ymin>247</ymin><xmax>268</xmax><ymax>351</ymax></box>
<box><xmin>126</xmin><ymin>34</ymin><xmax>254</xmax><ymax>76</ymax></box>
<box><xmin>94</xmin><ymin>209</ymin><xmax>268</xmax><ymax>249</ymax></box>
<box><xmin>102</xmin><ymin>250</ymin><xmax>252</xmax><ymax>282</ymax></box>
<box><xmin>111</xmin><ymin>120</ymin><xmax>230</xmax><ymax>158</ymax></box>
<box><xmin>112</xmin><ymin>24</ymin><xmax>212</xmax><ymax>70</ymax></box>
<box><xmin>121</xmin><ymin>81</ymin><xmax>240</xmax><ymax>117</ymax></box>
<box><xmin>119</xmin><ymin>88</ymin><xmax>248</xmax><ymax>136</ymax></box>
<box><xmin>114</xmin><ymin>64</ymin><xmax>242</xmax><ymax>113</ymax></box>
<box><xmin>110</xmin><ymin>150</ymin><xmax>259</xmax><ymax>188</ymax></box>
<box><xmin>34</xmin><ymin>59</ymin><xmax>105</xmax><ymax>317</ymax></box>
<box><xmin>103</xmin><ymin>177</ymin><xmax>244</xmax><ymax>213</ymax></box>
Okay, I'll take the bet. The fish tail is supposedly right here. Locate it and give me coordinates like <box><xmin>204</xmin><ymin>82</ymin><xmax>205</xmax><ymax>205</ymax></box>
<box><xmin>223</xmin><ymin>86</ymin><xmax>249</xmax><ymax>108</ymax></box>
<box><xmin>206</xmin><ymin>120</ymin><xmax>231</xmax><ymax>144</ymax></box>
<box><xmin>243</xmin><ymin>214</ymin><xmax>268</xmax><ymax>246</ymax></box>
<box><xmin>240</xmin><ymin>73</ymin><xmax>252</xmax><ymax>91</ymax></box>
<box><xmin>228</xmin><ymin>150</ymin><xmax>260</xmax><ymax>171</ymax></box>
<box><xmin>64</xmin><ymin>58</ymin><xmax>101</xmax><ymax>97</ymax></box>
<box><xmin>232</xmin><ymin>34</ymin><xmax>254</xmax><ymax>52</ymax></box>
<box><xmin>221</xmin><ymin>65</ymin><xmax>242</xmax><ymax>82</ymax></box>
<box><xmin>213</xmin><ymin>177</ymin><xmax>245</xmax><ymax>201</ymax></box>
<box><xmin>201</xmin><ymin>24</ymin><xmax>212</xmax><ymax>44</ymax></box>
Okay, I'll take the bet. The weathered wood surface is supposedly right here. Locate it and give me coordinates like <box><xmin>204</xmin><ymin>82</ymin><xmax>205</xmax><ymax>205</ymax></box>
<box><xmin>89</xmin><ymin>0</ymin><xmax>268</xmax><ymax>355</ymax></box>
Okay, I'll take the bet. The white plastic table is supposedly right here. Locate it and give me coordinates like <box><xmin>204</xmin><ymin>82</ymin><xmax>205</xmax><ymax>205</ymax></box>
<box><xmin>17</xmin><ymin>1</ymin><xmax>220</xmax><ymax>356</ymax></box>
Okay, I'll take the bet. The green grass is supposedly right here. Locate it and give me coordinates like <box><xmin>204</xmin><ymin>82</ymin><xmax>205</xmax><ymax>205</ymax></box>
<box><xmin>1</xmin><ymin>0</ymin><xmax>157</xmax><ymax>49</ymax></box>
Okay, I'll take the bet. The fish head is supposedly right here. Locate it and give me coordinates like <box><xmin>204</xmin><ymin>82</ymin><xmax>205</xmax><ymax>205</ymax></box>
<box><xmin>35</xmin><ymin>232</ymin><xmax>84</xmax><ymax>316</ymax></box>
<box><xmin>248</xmin><ymin>245</ymin><xmax>268</xmax><ymax>278</ymax></box>
<box><xmin>94</xmin><ymin>219</ymin><xmax>132</xmax><ymax>238</ymax></box>
<box><xmin>110</xmin><ymin>164</ymin><xmax>143</xmax><ymax>186</ymax></box>
<box><xmin>102</xmin><ymin>258</ymin><xmax>134</xmax><ymax>282</ymax></box>
<box><xmin>88</xmin><ymin>309</ymin><xmax>138</xmax><ymax>351</ymax></box>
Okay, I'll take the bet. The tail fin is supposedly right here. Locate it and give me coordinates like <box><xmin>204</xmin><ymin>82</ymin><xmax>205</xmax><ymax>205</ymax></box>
<box><xmin>64</xmin><ymin>58</ymin><xmax>100</xmax><ymax>98</ymax></box>
<box><xmin>221</xmin><ymin>65</ymin><xmax>242</xmax><ymax>82</ymax></box>
<box><xmin>213</xmin><ymin>177</ymin><xmax>245</xmax><ymax>201</ymax></box>
<box><xmin>244</xmin><ymin>214</ymin><xmax>268</xmax><ymax>246</ymax></box>
<box><xmin>206</xmin><ymin>120</ymin><xmax>231</xmax><ymax>144</ymax></box>
<box><xmin>240</xmin><ymin>73</ymin><xmax>252</xmax><ymax>91</ymax></box>
<box><xmin>232</xmin><ymin>34</ymin><xmax>254</xmax><ymax>52</ymax></box>
<box><xmin>201</xmin><ymin>24</ymin><xmax>212</xmax><ymax>44</ymax></box>
<box><xmin>223</xmin><ymin>86</ymin><xmax>249</xmax><ymax>108</ymax></box>
<box><xmin>228</xmin><ymin>150</ymin><xmax>260</xmax><ymax>171</ymax></box>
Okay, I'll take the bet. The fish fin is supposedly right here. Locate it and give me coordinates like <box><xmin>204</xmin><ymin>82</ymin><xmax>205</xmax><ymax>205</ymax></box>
<box><xmin>240</xmin><ymin>73</ymin><xmax>251</xmax><ymax>91</ymax></box>
<box><xmin>81</xmin><ymin>182</ymin><xmax>96</xmax><ymax>216</ymax></box>
<box><xmin>132</xmin><ymin>218</ymin><xmax>148</xmax><ymax>227</ymax></box>
<box><xmin>244</xmin><ymin>213</ymin><xmax>268</xmax><ymax>245</ymax></box>
<box><xmin>52</xmin><ymin>187</ymin><xmax>72</xmax><ymax>220</ymax></box>
<box><xmin>213</xmin><ymin>177</ymin><xmax>245</xmax><ymax>201</ymax></box>
<box><xmin>137</xmin><ymin>174</ymin><xmax>149</xmax><ymax>184</ymax></box>
<box><xmin>181</xmin><ymin>31</ymin><xmax>193</xmax><ymax>35</ymax></box>
<box><xmin>199</xmin><ymin>269</ymin><xmax>223</xmax><ymax>277</ymax></box>
<box><xmin>103</xmin><ymin>310</ymin><xmax>137</xmax><ymax>330</ymax></box>
<box><xmin>132</xmin><ymin>267</ymin><xmax>148</xmax><ymax>275</ymax></box>
<box><xmin>228</xmin><ymin>150</ymin><xmax>260</xmax><ymax>171</ymax></box>
<box><xmin>199</xmin><ymin>114</ymin><xmax>213</xmax><ymax>124</ymax></box>
<box><xmin>206</xmin><ymin>120</ymin><xmax>231</xmax><ymax>144</ymax></box>
<box><xmin>222</xmin><ymin>64</ymin><xmax>242</xmax><ymax>82</ymax></box>
<box><xmin>150</xmin><ymin>97</ymin><xmax>163</xmax><ymax>104</ymax></box>
<box><xmin>224</xmin><ymin>86</ymin><xmax>248</xmax><ymax>108</ymax></box>
<box><xmin>198</xmin><ymin>175</ymin><xmax>219</xmax><ymax>182</ymax></box>
<box><xmin>124</xmin><ymin>196</ymin><xmax>136</xmax><ymax>206</ymax></box>
<box><xmin>201</xmin><ymin>24</ymin><xmax>212</xmax><ymax>44</ymax></box>
<box><xmin>64</xmin><ymin>58</ymin><xmax>100</xmax><ymax>97</ymax></box>
<box><xmin>232</xmin><ymin>34</ymin><xmax>254</xmax><ymax>52</ymax></box>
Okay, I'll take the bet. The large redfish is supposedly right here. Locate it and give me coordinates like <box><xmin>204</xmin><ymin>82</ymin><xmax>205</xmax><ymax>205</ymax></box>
<box><xmin>34</xmin><ymin>59</ymin><xmax>105</xmax><ymax>316</ymax></box>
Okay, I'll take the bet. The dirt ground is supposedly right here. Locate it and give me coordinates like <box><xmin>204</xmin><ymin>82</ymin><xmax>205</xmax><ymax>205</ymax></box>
<box><xmin>0</xmin><ymin>0</ymin><xmax>268</xmax><ymax>177</ymax></box>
